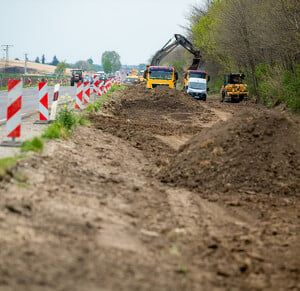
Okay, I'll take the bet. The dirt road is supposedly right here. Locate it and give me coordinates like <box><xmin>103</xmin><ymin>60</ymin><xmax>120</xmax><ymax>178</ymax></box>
<box><xmin>0</xmin><ymin>84</ymin><xmax>299</xmax><ymax>290</ymax></box>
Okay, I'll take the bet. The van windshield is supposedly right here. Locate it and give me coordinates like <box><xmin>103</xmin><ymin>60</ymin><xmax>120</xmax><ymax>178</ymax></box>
<box><xmin>189</xmin><ymin>82</ymin><xmax>206</xmax><ymax>90</ymax></box>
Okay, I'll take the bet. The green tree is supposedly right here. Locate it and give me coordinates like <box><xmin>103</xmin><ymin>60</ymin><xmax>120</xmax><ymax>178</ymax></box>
<box><xmin>41</xmin><ymin>54</ymin><xmax>45</xmax><ymax>64</ymax></box>
<box><xmin>50</xmin><ymin>55</ymin><xmax>59</xmax><ymax>66</ymax></box>
<box><xmin>101</xmin><ymin>51</ymin><xmax>122</xmax><ymax>73</ymax></box>
<box><xmin>55</xmin><ymin>61</ymin><xmax>68</xmax><ymax>75</ymax></box>
<box><xmin>102</xmin><ymin>58</ymin><xmax>113</xmax><ymax>73</ymax></box>
<box><xmin>35</xmin><ymin>57</ymin><xmax>40</xmax><ymax>63</ymax></box>
<box><xmin>74</xmin><ymin>60</ymin><xmax>93</xmax><ymax>72</ymax></box>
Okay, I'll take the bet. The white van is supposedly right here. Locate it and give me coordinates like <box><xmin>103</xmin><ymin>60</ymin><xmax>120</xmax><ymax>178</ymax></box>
<box><xmin>187</xmin><ymin>77</ymin><xmax>208</xmax><ymax>101</ymax></box>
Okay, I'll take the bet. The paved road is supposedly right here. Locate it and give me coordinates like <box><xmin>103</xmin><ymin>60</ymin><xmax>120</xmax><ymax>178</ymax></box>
<box><xmin>0</xmin><ymin>86</ymin><xmax>77</xmax><ymax>121</ymax></box>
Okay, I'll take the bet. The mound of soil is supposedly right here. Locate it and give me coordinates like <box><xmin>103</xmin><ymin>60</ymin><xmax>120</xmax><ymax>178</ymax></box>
<box><xmin>159</xmin><ymin>110</ymin><xmax>300</xmax><ymax>196</ymax></box>
<box><xmin>90</xmin><ymin>84</ymin><xmax>215</xmax><ymax>165</ymax></box>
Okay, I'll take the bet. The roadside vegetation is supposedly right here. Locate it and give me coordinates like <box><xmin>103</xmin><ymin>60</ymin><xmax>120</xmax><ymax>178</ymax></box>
<box><xmin>21</xmin><ymin>137</ymin><xmax>44</xmax><ymax>153</ymax></box>
<box><xmin>163</xmin><ymin>0</ymin><xmax>300</xmax><ymax>112</ymax></box>
<box><xmin>42</xmin><ymin>108</ymin><xmax>90</xmax><ymax>140</ymax></box>
<box><xmin>86</xmin><ymin>84</ymin><xmax>124</xmax><ymax>112</ymax></box>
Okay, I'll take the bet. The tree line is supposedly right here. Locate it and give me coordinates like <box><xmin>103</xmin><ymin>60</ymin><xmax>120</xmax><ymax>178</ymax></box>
<box><xmin>32</xmin><ymin>51</ymin><xmax>123</xmax><ymax>76</ymax></box>
<box><xmin>187</xmin><ymin>0</ymin><xmax>299</xmax><ymax>111</ymax></box>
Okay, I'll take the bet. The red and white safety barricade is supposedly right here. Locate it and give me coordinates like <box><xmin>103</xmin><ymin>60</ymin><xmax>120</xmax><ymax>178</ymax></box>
<box><xmin>35</xmin><ymin>82</ymin><xmax>49</xmax><ymax>124</ymax></box>
<box><xmin>93</xmin><ymin>75</ymin><xmax>98</xmax><ymax>93</ymax></box>
<box><xmin>83</xmin><ymin>81</ymin><xmax>90</xmax><ymax>103</ymax></box>
<box><xmin>94</xmin><ymin>80</ymin><xmax>99</xmax><ymax>96</ymax></box>
<box><xmin>28</xmin><ymin>77</ymin><xmax>32</xmax><ymax>86</ymax></box>
<box><xmin>75</xmin><ymin>82</ymin><xmax>83</xmax><ymax>109</ymax></box>
<box><xmin>0</xmin><ymin>79</ymin><xmax>23</xmax><ymax>146</ymax></box>
<box><xmin>99</xmin><ymin>80</ymin><xmax>104</xmax><ymax>96</ymax></box>
<box><xmin>103</xmin><ymin>80</ymin><xmax>108</xmax><ymax>94</ymax></box>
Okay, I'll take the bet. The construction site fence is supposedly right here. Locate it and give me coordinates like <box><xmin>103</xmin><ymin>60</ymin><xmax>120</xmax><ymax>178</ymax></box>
<box><xmin>0</xmin><ymin>73</ymin><xmax>70</xmax><ymax>88</ymax></box>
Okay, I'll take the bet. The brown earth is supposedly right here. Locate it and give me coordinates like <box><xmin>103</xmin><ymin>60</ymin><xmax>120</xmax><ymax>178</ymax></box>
<box><xmin>0</xmin><ymin>84</ymin><xmax>299</xmax><ymax>290</ymax></box>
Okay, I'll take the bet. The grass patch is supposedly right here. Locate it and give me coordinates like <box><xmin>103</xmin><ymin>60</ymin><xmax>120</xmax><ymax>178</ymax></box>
<box><xmin>42</xmin><ymin>108</ymin><xmax>91</xmax><ymax>140</ymax></box>
<box><xmin>42</xmin><ymin>122</ymin><xmax>68</xmax><ymax>139</ymax></box>
<box><xmin>21</xmin><ymin>137</ymin><xmax>44</xmax><ymax>153</ymax></box>
<box><xmin>0</xmin><ymin>156</ymin><xmax>24</xmax><ymax>176</ymax></box>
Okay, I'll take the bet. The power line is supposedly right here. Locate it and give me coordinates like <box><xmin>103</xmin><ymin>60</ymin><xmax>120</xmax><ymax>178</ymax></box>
<box><xmin>1</xmin><ymin>44</ymin><xmax>13</xmax><ymax>72</ymax></box>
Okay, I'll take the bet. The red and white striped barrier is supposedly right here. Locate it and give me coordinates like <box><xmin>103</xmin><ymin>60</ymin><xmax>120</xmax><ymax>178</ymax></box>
<box><xmin>104</xmin><ymin>80</ymin><xmax>108</xmax><ymax>94</ymax></box>
<box><xmin>35</xmin><ymin>82</ymin><xmax>49</xmax><ymax>123</ymax></box>
<box><xmin>83</xmin><ymin>81</ymin><xmax>90</xmax><ymax>103</ymax></box>
<box><xmin>93</xmin><ymin>75</ymin><xmax>98</xmax><ymax>93</ymax></box>
<box><xmin>1</xmin><ymin>79</ymin><xmax>23</xmax><ymax>146</ymax></box>
<box><xmin>99</xmin><ymin>80</ymin><xmax>104</xmax><ymax>96</ymax></box>
<box><xmin>75</xmin><ymin>82</ymin><xmax>83</xmax><ymax>109</ymax></box>
<box><xmin>28</xmin><ymin>77</ymin><xmax>32</xmax><ymax>86</ymax></box>
<box><xmin>94</xmin><ymin>80</ymin><xmax>100</xmax><ymax>96</ymax></box>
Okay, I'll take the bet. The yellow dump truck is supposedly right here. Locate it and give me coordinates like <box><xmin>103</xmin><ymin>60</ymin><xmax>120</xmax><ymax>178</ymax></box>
<box><xmin>146</xmin><ymin>66</ymin><xmax>178</xmax><ymax>89</ymax></box>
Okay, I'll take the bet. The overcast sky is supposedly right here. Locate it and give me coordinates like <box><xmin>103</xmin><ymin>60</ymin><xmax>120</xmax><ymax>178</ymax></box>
<box><xmin>1</xmin><ymin>0</ymin><xmax>204</xmax><ymax>65</ymax></box>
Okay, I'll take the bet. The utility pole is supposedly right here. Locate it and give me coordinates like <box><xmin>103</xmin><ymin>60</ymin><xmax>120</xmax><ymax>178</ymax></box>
<box><xmin>1</xmin><ymin>44</ymin><xmax>13</xmax><ymax>73</ymax></box>
<box><xmin>24</xmin><ymin>53</ymin><xmax>28</xmax><ymax>74</ymax></box>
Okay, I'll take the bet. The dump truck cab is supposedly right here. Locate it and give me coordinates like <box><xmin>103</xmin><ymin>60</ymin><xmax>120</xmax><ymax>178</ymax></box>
<box><xmin>183</xmin><ymin>70</ymin><xmax>209</xmax><ymax>90</ymax></box>
<box><xmin>146</xmin><ymin>66</ymin><xmax>178</xmax><ymax>89</ymax></box>
<box><xmin>221</xmin><ymin>73</ymin><xmax>248</xmax><ymax>102</ymax></box>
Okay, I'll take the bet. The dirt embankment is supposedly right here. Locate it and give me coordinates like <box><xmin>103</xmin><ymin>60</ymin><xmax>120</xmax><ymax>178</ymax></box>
<box><xmin>0</xmin><ymin>84</ymin><xmax>299</xmax><ymax>290</ymax></box>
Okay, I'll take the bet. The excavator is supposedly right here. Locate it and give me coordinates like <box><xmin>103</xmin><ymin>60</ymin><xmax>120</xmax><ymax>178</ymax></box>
<box><xmin>145</xmin><ymin>34</ymin><xmax>209</xmax><ymax>90</ymax></box>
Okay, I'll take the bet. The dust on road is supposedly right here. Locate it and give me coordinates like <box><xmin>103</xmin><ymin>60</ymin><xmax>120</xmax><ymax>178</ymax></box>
<box><xmin>0</xmin><ymin>84</ymin><xmax>299</xmax><ymax>290</ymax></box>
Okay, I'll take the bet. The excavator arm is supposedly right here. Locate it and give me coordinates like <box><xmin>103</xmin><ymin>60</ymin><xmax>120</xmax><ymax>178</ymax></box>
<box><xmin>150</xmin><ymin>34</ymin><xmax>202</xmax><ymax>70</ymax></box>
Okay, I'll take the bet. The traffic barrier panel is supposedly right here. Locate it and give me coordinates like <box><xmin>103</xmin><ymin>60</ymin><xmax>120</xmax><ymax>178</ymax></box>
<box><xmin>28</xmin><ymin>77</ymin><xmax>32</xmax><ymax>86</ymax></box>
<box><xmin>104</xmin><ymin>80</ymin><xmax>108</xmax><ymax>94</ymax></box>
<box><xmin>34</xmin><ymin>82</ymin><xmax>50</xmax><ymax>124</ymax></box>
<box><xmin>49</xmin><ymin>84</ymin><xmax>61</xmax><ymax>121</ymax></box>
<box><xmin>53</xmin><ymin>83</ymin><xmax>60</xmax><ymax>101</ymax></box>
<box><xmin>99</xmin><ymin>80</ymin><xmax>104</xmax><ymax>96</ymax></box>
<box><xmin>93</xmin><ymin>75</ymin><xmax>98</xmax><ymax>93</ymax></box>
<box><xmin>83</xmin><ymin>81</ymin><xmax>90</xmax><ymax>103</ymax></box>
<box><xmin>0</xmin><ymin>79</ymin><xmax>23</xmax><ymax>147</ymax></box>
<box><xmin>75</xmin><ymin>82</ymin><xmax>83</xmax><ymax>109</ymax></box>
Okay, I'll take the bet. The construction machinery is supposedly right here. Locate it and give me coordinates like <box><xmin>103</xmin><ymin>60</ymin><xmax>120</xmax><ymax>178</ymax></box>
<box><xmin>146</xmin><ymin>66</ymin><xmax>178</xmax><ymax>89</ymax></box>
<box><xmin>145</xmin><ymin>34</ymin><xmax>207</xmax><ymax>90</ymax></box>
<box><xmin>220</xmin><ymin>73</ymin><xmax>248</xmax><ymax>102</ymax></box>
<box><xmin>183</xmin><ymin>70</ymin><xmax>210</xmax><ymax>90</ymax></box>
<box><xmin>70</xmin><ymin>69</ymin><xmax>83</xmax><ymax>86</ymax></box>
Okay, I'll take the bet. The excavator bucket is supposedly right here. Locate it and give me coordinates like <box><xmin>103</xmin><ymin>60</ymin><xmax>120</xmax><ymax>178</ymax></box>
<box><xmin>188</xmin><ymin>58</ymin><xmax>202</xmax><ymax>70</ymax></box>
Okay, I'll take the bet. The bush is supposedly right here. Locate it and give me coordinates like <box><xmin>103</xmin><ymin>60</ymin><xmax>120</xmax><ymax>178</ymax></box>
<box><xmin>42</xmin><ymin>108</ymin><xmax>90</xmax><ymax>139</ymax></box>
<box><xmin>21</xmin><ymin>137</ymin><xmax>44</xmax><ymax>153</ymax></box>
<box><xmin>56</xmin><ymin>107</ymin><xmax>77</xmax><ymax>131</ymax></box>
<box><xmin>256</xmin><ymin>64</ymin><xmax>300</xmax><ymax>113</ymax></box>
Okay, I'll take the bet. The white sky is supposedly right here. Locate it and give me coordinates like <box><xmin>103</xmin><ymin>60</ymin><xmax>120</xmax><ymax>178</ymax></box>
<box><xmin>0</xmin><ymin>0</ymin><xmax>204</xmax><ymax>65</ymax></box>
